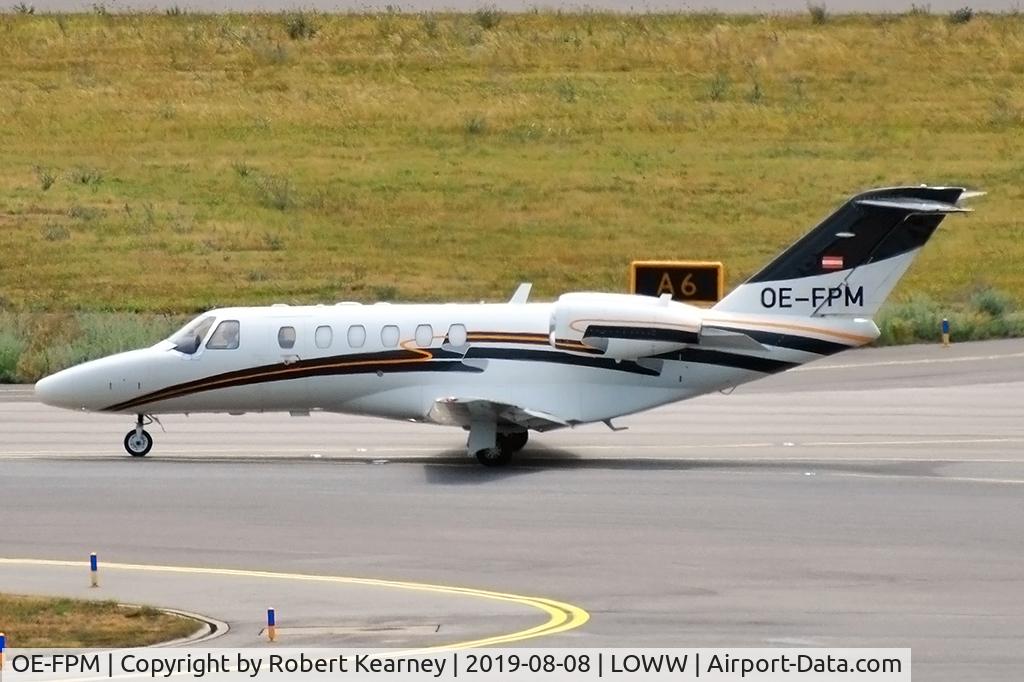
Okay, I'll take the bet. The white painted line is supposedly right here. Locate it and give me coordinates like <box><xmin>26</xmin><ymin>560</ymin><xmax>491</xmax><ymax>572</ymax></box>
<box><xmin>833</xmin><ymin>472</ymin><xmax>1024</xmax><ymax>486</ymax></box>
<box><xmin>802</xmin><ymin>437</ymin><xmax>1024</xmax><ymax>447</ymax></box>
<box><xmin>795</xmin><ymin>351</ymin><xmax>1024</xmax><ymax>372</ymax></box>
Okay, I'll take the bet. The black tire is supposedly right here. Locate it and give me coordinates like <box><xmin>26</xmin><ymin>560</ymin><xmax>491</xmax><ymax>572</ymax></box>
<box><xmin>475</xmin><ymin>447</ymin><xmax>512</xmax><ymax>467</ymax></box>
<box><xmin>123</xmin><ymin>429</ymin><xmax>153</xmax><ymax>457</ymax></box>
<box><xmin>497</xmin><ymin>430</ymin><xmax>529</xmax><ymax>453</ymax></box>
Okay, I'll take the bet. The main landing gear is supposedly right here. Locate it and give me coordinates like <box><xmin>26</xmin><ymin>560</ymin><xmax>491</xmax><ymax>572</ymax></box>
<box><xmin>123</xmin><ymin>414</ymin><xmax>153</xmax><ymax>457</ymax></box>
<box><xmin>472</xmin><ymin>429</ymin><xmax>529</xmax><ymax>467</ymax></box>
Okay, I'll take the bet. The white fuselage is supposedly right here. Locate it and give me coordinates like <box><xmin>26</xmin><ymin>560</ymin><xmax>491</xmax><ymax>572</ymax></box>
<box><xmin>34</xmin><ymin>296</ymin><xmax>878</xmax><ymax>427</ymax></box>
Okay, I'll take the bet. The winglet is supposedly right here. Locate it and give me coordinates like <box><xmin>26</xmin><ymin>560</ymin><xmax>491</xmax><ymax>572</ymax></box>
<box><xmin>509</xmin><ymin>282</ymin><xmax>532</xmax><ymax>304</ymax></box>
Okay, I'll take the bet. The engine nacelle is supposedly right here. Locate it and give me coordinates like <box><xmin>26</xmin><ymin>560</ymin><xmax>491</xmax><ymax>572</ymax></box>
<box><xmin>550</xmin><ymin>293</ymin><xmax>703</xmax><ymax>360</ymax></box>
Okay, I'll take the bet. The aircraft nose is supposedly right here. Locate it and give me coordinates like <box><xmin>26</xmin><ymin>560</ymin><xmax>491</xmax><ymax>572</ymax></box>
<box><xmin>35</xmin><ymin>369</ymin><xmax>84</xmax><ymax>410</ymax></box>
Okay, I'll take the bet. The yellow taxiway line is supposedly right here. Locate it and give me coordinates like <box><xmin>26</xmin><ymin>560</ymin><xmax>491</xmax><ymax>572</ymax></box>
<box><xmin>0</xmin><ymin>558</ymin><xmax>589</xmax><ymax>650</ymax></box>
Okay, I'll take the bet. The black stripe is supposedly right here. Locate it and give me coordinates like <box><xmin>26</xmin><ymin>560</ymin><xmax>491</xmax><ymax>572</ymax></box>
<box><xmin>705</xmin><ymin>326</ymin><xmax>851</xmax><ymax>356</ymax></box>
<box><xmin>470</xmin><ymin>346</ymin><xmax>794</xmax><ymax>375</ymax></box>
<box><xmin>463</xmin><ymin>347</ymin><xmax>662</xmax><ymax>376</ymax></box>
<box><xmin>583</xmin><ymin>324</ymin><xmax>700</xmax><ymax>345</ymax></box>
<box><xmin>105</xmin><ymin>341</ymin><xmax>798</xmax><ymax>413</ymax></box>
<box><xmin>656</xmin><ymin>348</ymin><xmax>798</xmax><ymax>374</ymax></box>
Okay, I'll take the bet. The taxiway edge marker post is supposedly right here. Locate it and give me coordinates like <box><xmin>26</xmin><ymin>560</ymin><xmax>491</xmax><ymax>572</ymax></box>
<box><xmin>942</xmin><ymin>318</ymin><xmax>951</xmax><ymax>347</ymax></box>
<box><xmin>267</xmin><ymin>608</ymin><xmax>276</xmax><ymax>642</ymax></box>
<box><xmin>90</xmin><ymin>553</ymin><xmax>98</xmax><ymax>588</ymax></box>
<box><xmin>1</xmin><ymin>631</ymin><xmax>6</xmax><ymax>671</ymax></box>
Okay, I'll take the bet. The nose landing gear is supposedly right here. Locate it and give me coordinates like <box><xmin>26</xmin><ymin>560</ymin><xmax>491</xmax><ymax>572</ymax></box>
<box><xmin>123</xmin><ymin>414</ymin><xmax>154</xmax><ymax>457</ymax></box>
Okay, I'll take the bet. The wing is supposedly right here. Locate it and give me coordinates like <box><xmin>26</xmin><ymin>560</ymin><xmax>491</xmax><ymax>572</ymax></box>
<box><xmin>427</xmin><ymin>397</ymin><xmax>571</xmax><ymax>432</ymax></box>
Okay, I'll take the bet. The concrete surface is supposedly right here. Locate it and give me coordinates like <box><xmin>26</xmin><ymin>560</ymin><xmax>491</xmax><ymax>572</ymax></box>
<box><xmin>1</xmin><ymin>339</ymin><xmax>1023</xmax><ymax>680</ymax></box>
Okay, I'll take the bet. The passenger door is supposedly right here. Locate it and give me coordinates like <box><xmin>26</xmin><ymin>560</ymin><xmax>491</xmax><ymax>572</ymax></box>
<box><xmin>264</xmin><ymin>316</ymin><xmax>313</xmax><ymax>410</ymax></box>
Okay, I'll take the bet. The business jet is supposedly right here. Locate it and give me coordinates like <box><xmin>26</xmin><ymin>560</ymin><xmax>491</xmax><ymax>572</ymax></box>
<box><xmin>35</xmin><ymin>186</ymin><xmax>977</xmax><ymax>465</ymax></box>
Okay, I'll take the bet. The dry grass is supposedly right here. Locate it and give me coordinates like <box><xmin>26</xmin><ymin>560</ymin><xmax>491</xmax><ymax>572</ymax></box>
<box><xmin>0</xmin><ymin>593</ymin><xmax>200</xmax><ymax>647</ymax></box>
<box><xmin>0</xmin><ymin>12</ymin><xmax>1022</xmax><ymax>313</ymax></box>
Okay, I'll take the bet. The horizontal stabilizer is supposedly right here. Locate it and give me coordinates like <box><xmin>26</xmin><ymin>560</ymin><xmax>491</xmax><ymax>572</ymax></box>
<box><xmin>855</xmin><ymin>197</ymin><xmax>970</xmax><ymax>213</ymax></box>
<box><xmin>699</xmin><ymin>327</ymin><xmax>768</xmax><ymax>352</ymax></box>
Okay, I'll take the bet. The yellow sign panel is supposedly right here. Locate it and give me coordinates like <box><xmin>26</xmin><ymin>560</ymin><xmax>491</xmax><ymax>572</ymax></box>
<box><xmin>629</xmin><ymin>260</ymin><xmax>724</xmax><ymax>304</ymax></box>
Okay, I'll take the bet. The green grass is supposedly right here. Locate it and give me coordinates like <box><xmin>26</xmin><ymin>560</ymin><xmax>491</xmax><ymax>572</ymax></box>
<box><xmin>0</xmin><ymin>11</ymin><xmax>1022</xmax><ymax>314</ymax></box>
<box><xmin>0</xmin><ymin>593</ymin><xmax>201</xmax><ymax>647</ymax></box>
<box><xmin>0</xmin><ymin>11</ymin><xmax>1022</xmax><ymax>378</ymax></box>
<box><xmin>876</xmin><ymin>286</ymin><xmax>1024</xmax><ymax>345</ymax></box>
<box><xmin>0</xmin><ymin>311</ymin><xmax>186</xmax><ymax>381</ymax></box>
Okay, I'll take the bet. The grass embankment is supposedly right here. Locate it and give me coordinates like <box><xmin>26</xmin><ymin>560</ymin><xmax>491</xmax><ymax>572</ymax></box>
<box><xmin>0</xmin><ymin>593</ymin><xmax>201</xmax><ymax>647</ymax></box>
<box><xmin>1</xmin><ymin>11</ymin><xmax>1023</xmax><ymax>377</ymax></box>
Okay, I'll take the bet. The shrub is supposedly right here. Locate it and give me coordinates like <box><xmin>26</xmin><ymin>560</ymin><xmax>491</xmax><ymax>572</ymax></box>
<box><xmin>876</xmin><ymin>295</ymin><xmax>942</xmax><ymax>345</ymax></box>
<box><xmin>475</xmin><ymin>6</ymin><xmax>502</xmax><ymax>30</ymax></box>
<box><xmin>13</xmin><ymin>2</ymin><xmax>34</xmax><ymax>14</ymax></box>
<box><xmin>284</xmin><ymin>12</ymin><xmax>318</xmax><ymax>40</ymax></box>
<box><xmin>66</xmin><ymin>166</ymin><xmax>102</xmax><ymax>185</ymax></box>
<box><xmin>876</xmin><ymin>288</ymin><xmax>1024</xmax><ymax>345</ymax></box>
<box><xmin>67</xmin><ymin>205</ymin><xmax>99</xmax><ymax>221</ymax></box>
<box><xmin>707</xmin><ymin>73</ymin><xmax>730</xmax><ymax>102</ymax></box>
<box><xmin>41</xmin><ymin>224</ymin><xmax>70</xmax><ymax>241</ymax></box>
<box><xmin>971</xmin><ymin>286</ymin><xmax>1014</xmax><ymax>317</ymax></box>
<box><xmin>262</xmin><ymin>233</ymin><xmax>284</xmax><ymax>250</ymax></box>
<box><xmin>421</xmin><ymin>13</ymin><xmax>440</xmax><ymax>39</ymax></box>
<box><xmin>35</xmin><ymin>166</ymin><xmax>55</xmax><ymax>191</ymax></box>
<box><xmin>372</xmin><ymin>284</ymin><xmax>398</xmax><ymax>300</ymax></box>
<box><xmin>807</xmin><ymin>3</ymin><xmax>828</xmax><ymax>24</ymax></box>
<box><xmin>747</xmin><ymin>79</ymin><xmax>764</xmax><ymax>104</ymax></box>
<box><xmin>948</xmin><ymin>6</ymin><xmax>974</xmax><ymax>23</ymax></box>
<box><xmin>555</xmin><ymin>79</ymin><xmax>577</xmax><ymax>103</ymax></box>
<box><xmin>255</xmin><ymin>173</ymin><xmax>294</xmax><ymax>210</ymax></box>
<box><xmin>463</xmin><ymin>114</ymin><xmax>487</xmax><ymax>135</ymax></box>
<box><xmin>0</xmin><ymin>329</ymin><xmax>24</xmax><ymax>383</ymax></box>
<box><xmin>231</xmin><ymin>160</ymin><xmax>253</xmax><ymax>178</ymax></box>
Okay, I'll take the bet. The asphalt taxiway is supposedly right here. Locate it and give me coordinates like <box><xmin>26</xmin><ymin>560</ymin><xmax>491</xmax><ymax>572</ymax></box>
<box><xmin>1</xmin><ymin>339</ymin><xmax>1022</xmax><ymax>680</ymax></box>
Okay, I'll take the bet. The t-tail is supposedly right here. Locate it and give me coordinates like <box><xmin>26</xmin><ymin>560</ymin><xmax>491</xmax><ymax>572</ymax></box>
<box><xmin>713</xmin><ymin>186</ymin><xmax>980</xmax><ymax>319</ymax></box>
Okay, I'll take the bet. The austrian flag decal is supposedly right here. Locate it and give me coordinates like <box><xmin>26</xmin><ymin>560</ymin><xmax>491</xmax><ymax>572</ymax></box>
<box><xmin>821</xmin><ymin>255</ymin><xmax>844</xmax><ymax>270</ymax></box>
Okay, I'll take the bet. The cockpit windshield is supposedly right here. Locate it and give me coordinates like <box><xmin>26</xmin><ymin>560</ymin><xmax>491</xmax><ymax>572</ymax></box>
<box><xmin>168</xmin><ymin>315</ymin><xmax>216</xmax><ymax>355</ymax></box>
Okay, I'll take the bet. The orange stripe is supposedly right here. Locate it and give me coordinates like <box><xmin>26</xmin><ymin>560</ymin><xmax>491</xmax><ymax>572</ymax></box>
<box><xmin>117</xmin><ymin>349</ymin><xmax>434</xmax><ymax>409</ymax></box>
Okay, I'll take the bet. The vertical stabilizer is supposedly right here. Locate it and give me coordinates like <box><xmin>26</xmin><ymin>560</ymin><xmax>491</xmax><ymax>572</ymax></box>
<box><xmin>714</xmin><ymin>186</ymin><xmax>976</xmax><ymax>317</ymax></box>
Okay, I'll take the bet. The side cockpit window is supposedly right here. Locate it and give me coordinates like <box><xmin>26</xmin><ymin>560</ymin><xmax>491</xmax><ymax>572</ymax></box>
<box><xmin>206</xmin><ymin>320</ymin><xmax>240</xmax><ymax>350</ymax></box>
<box><xmin>169</xmin><ymin>315</ymin><xmax>216</xmax><ymax>355</ymax></box>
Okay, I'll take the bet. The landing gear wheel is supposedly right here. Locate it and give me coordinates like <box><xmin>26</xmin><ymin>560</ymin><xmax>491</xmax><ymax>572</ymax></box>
<box><xmin>475</xmin><ymin>446</ymin><xmax>512</xmax><ymax>467</ymax></box>
<box><xmin>123</xmin><ymin>429</ymin><xmax>153</xmax><ymax>457</ymax></box>
<box><xmin>498</xmin><ymin>430</ymin><xmax>528</xmax><ymax>453</ymax></box>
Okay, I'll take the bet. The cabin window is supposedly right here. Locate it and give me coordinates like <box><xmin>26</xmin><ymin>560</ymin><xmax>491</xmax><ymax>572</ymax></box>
<box><xmin>206</xmin><ymin>320</ymin><xmax>240</xmax><ymax>350</ymax></box>
<box><xmin>169</xmin><ymin>315</ymin><xmax>215</xmax><ymax>355</ymax></box>
<box><xmin>447</xmin><ymin>323</ymin><xmax>468</xmax><ymax>346</ymax></box>
<box><xmin>415</xmin><ymin>324</ymin><xmax>433</xmax><ymax>348</ymax></box>
<box><xmin>315</xmin><ymin>325</ymin><xmax>333</xmax><ymax>349</ymax></box>
<box><xmin>278</xmin><ymin>326</ymin><xmax>296</xmax><ymax>349</ymax></box>
<box><xmin>347</xmin><ymin>325</ymin><xmax>366</xmax><ymax>348</ymax></box>
<box><xmin>381</xmin><ymin>325</ymin><xmax>400</xmax><ymax>348</ymax></box>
